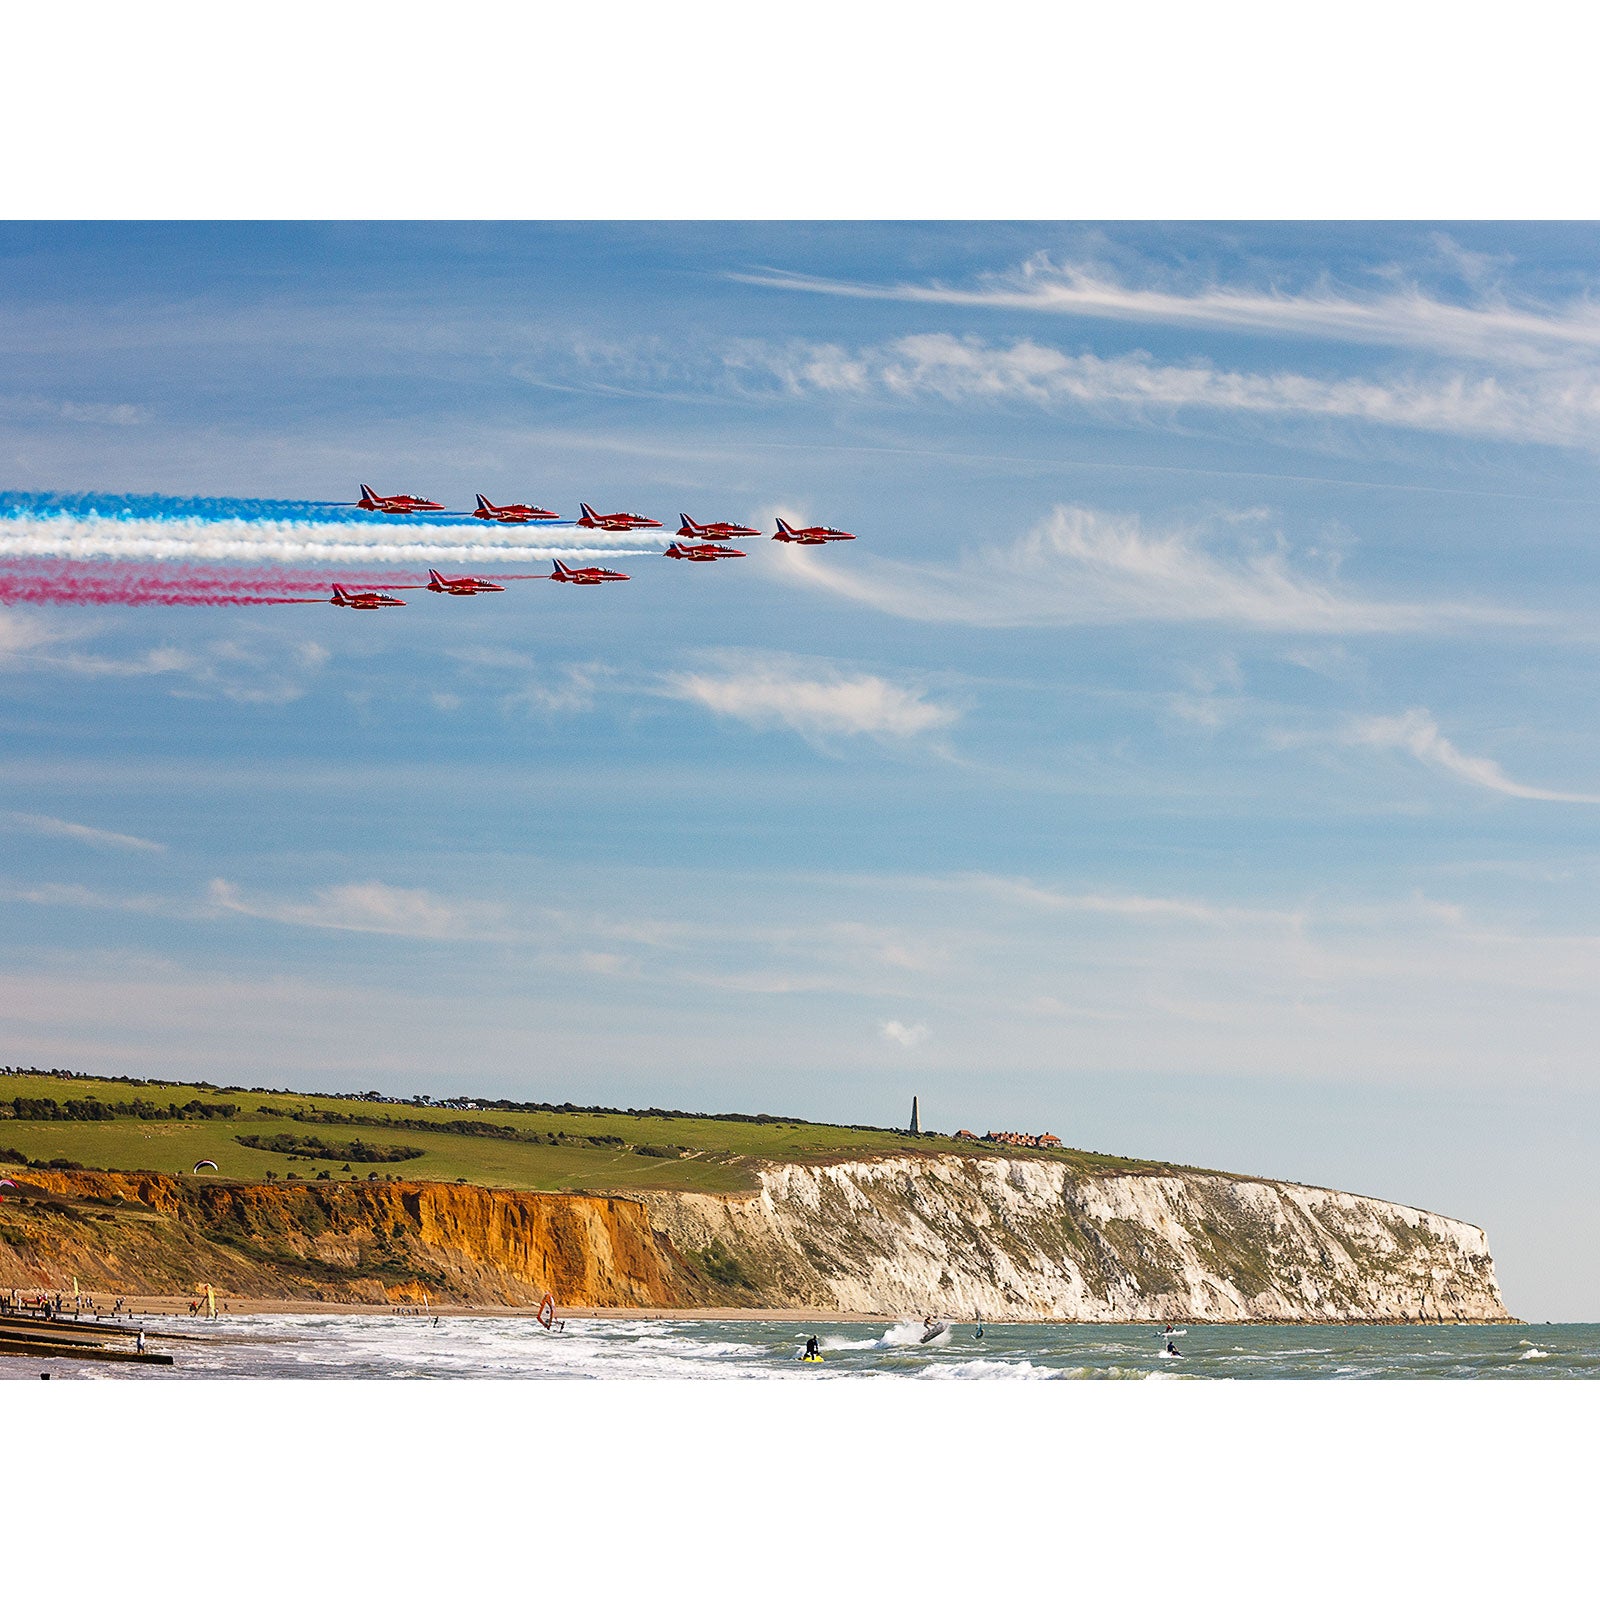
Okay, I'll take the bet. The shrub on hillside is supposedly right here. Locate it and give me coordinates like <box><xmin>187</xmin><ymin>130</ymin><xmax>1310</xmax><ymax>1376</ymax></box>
<box><xmin>235</xmin><ymin>1133</ymin><xmax>424</xmax><ymax>1164</ymax></box>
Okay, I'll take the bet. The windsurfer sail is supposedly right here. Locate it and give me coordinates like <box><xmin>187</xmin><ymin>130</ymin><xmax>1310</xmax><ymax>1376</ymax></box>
<box><xmin>537</xmin><ymin>1293</ymin><xmax>566</xmax><ymax>1332</ymax></box>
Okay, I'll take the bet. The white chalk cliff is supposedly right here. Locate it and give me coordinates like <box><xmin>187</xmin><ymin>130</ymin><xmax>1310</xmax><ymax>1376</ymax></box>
<box><xmin>638</xmin><ymin>1155</ymin><xmax>1511</xmax><ymax>1322</ymax></box>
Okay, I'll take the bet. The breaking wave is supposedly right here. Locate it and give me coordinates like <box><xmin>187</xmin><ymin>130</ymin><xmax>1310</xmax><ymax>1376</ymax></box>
<box><xmin>12</xmin><ymin>1314</ymin><xmax>1590</xmax><ymax>1381</ymax></box>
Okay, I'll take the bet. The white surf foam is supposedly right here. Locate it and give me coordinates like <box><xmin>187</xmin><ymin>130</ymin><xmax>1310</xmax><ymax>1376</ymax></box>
<box><xmin>916</xmin><ymin>1358</ymin><xmax>1057</xmax><ymax>1380</ymax></box>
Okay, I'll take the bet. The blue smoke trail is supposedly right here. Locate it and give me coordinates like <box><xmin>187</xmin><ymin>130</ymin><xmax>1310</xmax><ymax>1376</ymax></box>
<box><xmin>0</xmin><ymin>490</ymin><xmax>669</xmax><ymax>565</ymax></box>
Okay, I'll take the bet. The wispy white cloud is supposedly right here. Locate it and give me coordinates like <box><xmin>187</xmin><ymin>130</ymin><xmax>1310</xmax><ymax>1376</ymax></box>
<box><xmin>0</xmin><ymin>881</ymin><xmax>184</xmax><ymax>915</ymax></box>
<box><xmin>0</xmin><ymin>621</ymin><xmax>331</xmax><ymax>705</ymax></box>
<box><xmin>48</xmin><ymin>644</ymin><xmax>196</xmax><ymax>680</ymax></box>
<box><xmin>0</xmin><ymin>394</ymin><xmax>145</xmax><ymax>427</ymax></box>
<box><xmin>208</xmin><ymin>878</ymin><xmax>503</xmax><ymax>940</ymax></box>
<box><xmin>501</xmin><ymin>665</ymin><xmax>605</xmax><ymax>716</ymax></box>
<box><xmin>965</xmin><ymin>873</ymin><xmax>1253</xmax><ymax>926</ymax></box>
<box><xmin>773</xmin><ymin>504</ymin><xmax>1517</xmax><ymax>635</ymax></box>
<box><xmin>735</xmin><ymin>254</ymin><xmax>1600</xmax><ymax>368</ymax></box>
<box><xmin>0</xmin><ymin>611</ymin><xmax>75</xmax><ymax>659</ymax></box>
<box><xmin>1346</xmin><ymin>710</ymin><xmax>1600</xmax><ymax>803</ymax></box>
<box><xmin>734</xmin><ymin>331</ymin><xmax>1600</xmax><ymax>448</ymax></box>
<box><xmin>2</xmin><ymin>811</ymin><xmax>165</xmax><ymax>853</ymax></box>
<box><xmin>16</xmin><ymin>860</ymin><xmax>1600</xmax><ymax>1092</ymax></box>
<box><xmin>662</xmin><ymin>652</ymin><xmax>958</xmax><ymax>742</ymax></box>
<box><xmin>880</xmin><ymin>1019</ymin><xmax>930</xmax><ymax>1048</ymax></box>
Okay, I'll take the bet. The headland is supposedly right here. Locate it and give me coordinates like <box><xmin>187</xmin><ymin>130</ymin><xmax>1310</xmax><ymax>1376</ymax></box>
<box><xmin>0</xmin><ymin>1071</ymin><xmax>1513</xmax><ymax>1323</ymax></box>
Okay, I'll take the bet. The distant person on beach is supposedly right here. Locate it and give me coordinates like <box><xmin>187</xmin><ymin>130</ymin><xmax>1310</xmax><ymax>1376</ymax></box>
<box><xmin>136</xmin><ymin>1330</ymin><xmax>146</xmax><ymax>1354</ymax></box>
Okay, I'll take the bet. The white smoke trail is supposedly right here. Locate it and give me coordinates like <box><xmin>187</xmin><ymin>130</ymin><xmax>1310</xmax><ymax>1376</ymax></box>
<box><xmin>0</xmin><ymin>514</ymin><xmax>667</xmax><ymax>565</ymax></box>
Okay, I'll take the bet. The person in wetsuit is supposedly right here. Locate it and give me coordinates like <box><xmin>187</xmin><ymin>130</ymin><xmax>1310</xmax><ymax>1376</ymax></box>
<box><xmin>1166</xmin><ymin>1340</ymin><xmax>1182</xmax><ymax>1356</ymax></box>
<box><xmin>804</xmin><ymin>1335</ymin><xmax>820</xmax><ymax>1360</ymax></box>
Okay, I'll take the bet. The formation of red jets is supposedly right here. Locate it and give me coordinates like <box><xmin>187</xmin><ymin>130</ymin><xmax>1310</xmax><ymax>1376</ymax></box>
<box><xmin>282</xmin><ymin>487</ymin><xmax>857</xmax><ymax>609</ymax></box>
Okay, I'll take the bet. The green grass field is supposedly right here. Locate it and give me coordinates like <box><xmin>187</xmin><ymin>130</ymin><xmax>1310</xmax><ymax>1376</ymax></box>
<box><xmin>0</xmin><ymin>1072</ymin><xmax>1194</xmax><ymax>1194</ymax></box>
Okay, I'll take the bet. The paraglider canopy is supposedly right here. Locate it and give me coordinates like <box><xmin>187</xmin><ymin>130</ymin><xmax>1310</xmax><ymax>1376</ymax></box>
<box><xmin>193</xmin><ymin>1160</ymin><xmax>218</xmax><ymax>1173</ymax></box>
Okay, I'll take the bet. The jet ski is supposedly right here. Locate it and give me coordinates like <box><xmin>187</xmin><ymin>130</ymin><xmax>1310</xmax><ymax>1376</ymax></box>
<box><xmin>919</xmin><ymin>1320</ymin><xmax>949</xmax><ymax>1344</ymax></box>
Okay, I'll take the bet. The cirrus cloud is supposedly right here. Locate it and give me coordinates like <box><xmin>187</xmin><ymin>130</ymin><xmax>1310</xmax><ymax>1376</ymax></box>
<box><xmin>734</xmin><ymin>254</ymin><xmax>1600</xmax><ymax>368</ymax></box>
<box><xmin>732</xmin><ymin>331</ymin><xmax>1600</xmax><ymax>449</ymax></box>
<box><xmin>1346</xmin><ymin>710</ymin><xmax>1600</xmax><ymax>803</ymax></box>
<box><xmin>2</xmin><ymin>810</ymin><xmax>165</xmax><ymax>853</ymax></box>
<box><xmin>208</xmin><ymin>877</ymin><xmax>503</xmax><ymax>940</ymax></box>
<box><xmin>662</xmin><ymin>652</ymin><xmax>958</xmax><ymax>743</ymax></box>
<box><xmin>774</xmin><ymin>505</ymin><xmax>1522</xmax><ymax>635</ymax></box>
<box><xmin>881</xmin><ymin>1019</ymin><xmax>930</xmax><ymax>1048</ymax></box>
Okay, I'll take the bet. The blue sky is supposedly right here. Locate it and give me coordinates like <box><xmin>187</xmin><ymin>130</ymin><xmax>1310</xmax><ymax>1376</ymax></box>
<box><xmin>4</xmin><ymin>221</ymin><xmax>1600</xmax><ymax>1317</ymax></box>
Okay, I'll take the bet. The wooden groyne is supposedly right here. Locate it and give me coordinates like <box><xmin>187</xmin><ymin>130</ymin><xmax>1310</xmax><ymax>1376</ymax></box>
<box><xmin>0</xmin><ymin>1311</ymin><xmax>174</xmax><ymax>1366</ymax></box>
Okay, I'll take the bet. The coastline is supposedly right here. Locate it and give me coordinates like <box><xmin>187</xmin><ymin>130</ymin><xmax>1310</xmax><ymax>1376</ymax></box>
<box><xmin>2</xmin><ymin>1162</ymin><xmax>1514</xmax><ymax>1326</ymax></box>
<box><xmin>16</xmin><ymin>1296</ymin><xmax>1521</xmax><ymax>1326</ymax></box>
<box><xmin>19</xmin><ymin>1296</ymin><xmax>891</xmax><ymax>1323</ymax></box>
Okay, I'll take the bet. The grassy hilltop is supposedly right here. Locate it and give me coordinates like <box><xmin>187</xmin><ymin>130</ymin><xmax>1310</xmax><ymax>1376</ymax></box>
<box><xmin>0</xmin><ymin>1071</ymin><xmax>1189</xmax><ymax>1194</ymax></box>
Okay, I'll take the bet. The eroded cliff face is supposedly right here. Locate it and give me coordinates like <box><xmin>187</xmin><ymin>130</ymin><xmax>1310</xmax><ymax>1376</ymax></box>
<box><xmin>0</xmin><ymin>1170</ymin><xmax>700</xmax><ymax>1307</ymax></box>
<box><xmin>634</xmin><ymin>1156</ymin><xmax>1512</xmax><ymax>1323</ymax></box>
<box><xmin>0</xmin><ymin>1156</ymin><xmax>1512</xmax><ymax>1320</ymax></box>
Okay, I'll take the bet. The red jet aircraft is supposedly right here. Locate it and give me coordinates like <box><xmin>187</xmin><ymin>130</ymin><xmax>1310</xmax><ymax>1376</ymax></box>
<box><xmin>677</xmin><ymin>512</ymin><xmax>761</xmax><ymax>540</ymax></box>
<box><xmin>356</xmin><ymin>484</ymin><xmax>446</xmax><ymax>514</ymax></box>
<box><xmin>549</xmin><ymin>559</ymin><xmax>630</xmax><ymax>584</ymax></box>
<box><xmin>772</xmin><ymin>516</ymin><xmax>855</xmax><ymax>544</ymax></box>
<box><xmin>472</xmin><ymin>493</ymin><xmax>559</xmax><ymax>523</ymax></box>
<box><xmin>271</xmin><ymin>583</ymin><xmax>406</xmax><ymax>609</ymax></box>
<box><xmin>663</xmin><ymin>542</ymin><xmax>746</xmax><ymax>562</ymax></box>
<box><xmin>418</xmin><ymin>568</ymin><xmax>507</xmax><ymax>595</ymax></box>
<box><xmin>575</xmin><ymin>502</ymin><xmax>663</xmax><ymax>531</ymax></box>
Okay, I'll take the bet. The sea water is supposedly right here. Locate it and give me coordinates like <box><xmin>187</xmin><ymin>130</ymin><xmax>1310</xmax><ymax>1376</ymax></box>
<box><xmin>5</xmin><ymin>1316</ymin><xmax>1597</xmax><ymax>1379</ymax></box>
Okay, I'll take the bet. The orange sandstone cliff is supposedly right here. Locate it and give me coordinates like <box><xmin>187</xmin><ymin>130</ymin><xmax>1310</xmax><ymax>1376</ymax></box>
<box><xmin>0</xmin><ymin>1170</ymin><xmax>706</xmax><ymax>1307</ymax></box>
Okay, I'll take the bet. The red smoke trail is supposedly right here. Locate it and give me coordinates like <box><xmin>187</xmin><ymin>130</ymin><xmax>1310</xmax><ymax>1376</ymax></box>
<box><xmin>0</xmin><ymin>560</ymin><xmax>427</xmax><ymax>606</ymax></box>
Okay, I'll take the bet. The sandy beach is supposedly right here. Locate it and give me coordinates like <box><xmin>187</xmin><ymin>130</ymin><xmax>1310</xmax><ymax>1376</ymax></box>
<box><xmin>21</xmin><ymin>1295</ymin><xmax>890</xmax><ymax>1324</ymax></box>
